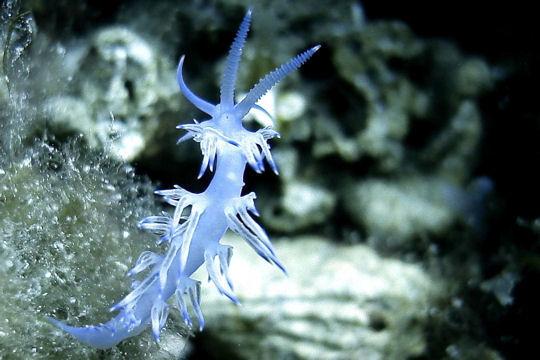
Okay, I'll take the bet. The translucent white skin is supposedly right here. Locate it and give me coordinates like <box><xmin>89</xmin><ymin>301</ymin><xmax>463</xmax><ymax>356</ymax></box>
<box><xmin>50</xmin><ymin>9</ymin><xmax>318</xmax><ymax>349</ymax></box>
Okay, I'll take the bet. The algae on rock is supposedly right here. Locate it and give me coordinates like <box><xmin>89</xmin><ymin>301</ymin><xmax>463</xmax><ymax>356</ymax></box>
<box><xmin>0</xmin><ymin>140</ymin><xmax>189</xmax><ymax>359</ymax></box>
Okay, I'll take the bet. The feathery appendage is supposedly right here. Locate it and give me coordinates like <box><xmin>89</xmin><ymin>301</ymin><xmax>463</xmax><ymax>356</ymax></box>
<box><xmin>175</xmin><ymin>278</ymin><xmax>204</xmax><ymax>330</ymax></box>
<box><xmin>110</xmin><ymin>272</ymin><xmax>158</xmax><ymax>313</ymax></box>
<box><xmin>50</xmin><ymin>8</ymin><xmax>317</xmax><ymax>349</ymax></box>
<box><xmin>238</xmin><ymin>127</ymin><xmax>280</xmax><ymax>174</ymax></box>
<box><xmin>205</xmin><ymin>244</ymin><xmax>238</xmax><ymax>303</ymax></box>
<box><xmin>127</xmin><ymin>251</ymin><xmax>163</xmax><ymax>277</ymax></box>
<box><xmin>153</xmin><ymin>186</ymin><xmax>207</xmax><ymax>284</ymax></box>
<box><xmin>138</xmin><ymin>212</ymin><xmax>181</xmax><ymax>245</ymax></box>
<box><xmin>150</xmin><ymin>296</ymin><xmax>169</xmax><ymax>341</ymax></box>
<box><xmin>176</xmin><ymin>121</ymin><xmax>241</xmax><ymax>177</ymax></box>
<box><xmin>225</xmin><ymin>193</ymin><xmax>287</xmax><ymax>275</ymax></box>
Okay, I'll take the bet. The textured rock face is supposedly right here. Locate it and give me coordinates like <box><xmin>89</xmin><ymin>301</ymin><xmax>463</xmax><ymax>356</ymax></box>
<box><xmin>43</xmin><ymin>26</ymin><xmax>179</xmax><ymax>161</ymax></box>
<box><xmin>262</xmin><ymin>180</ymin><xmax>336</xmax><ymax>232</ymax></box>
<box><xmin>343</xmin><ymin>175</ymin><xmax>493</xmax><ymax>249</ymax></box>
<box><xmin>345</xmin><ymin>177</ymin><xmax>455</xmax><ymax>243</ymax></box>
<box><xmin>200</xmin><ymin>236</ymin><xmax>438</xmax><ymax>360</ymax></box>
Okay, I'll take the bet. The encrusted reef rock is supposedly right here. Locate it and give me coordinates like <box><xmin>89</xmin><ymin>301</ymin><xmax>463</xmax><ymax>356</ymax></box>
<box><xmin>200</xmin><ymin>236</ymin><xmax>439</xmax><ymax>360</ymax></box>
<box><xmin>344</xmin><ymin>175</ymin><xmax>493</xmax><ymax>248</ymax></box>
<box><xmin>345</xmin><ymin>177</ymin><xmax>455</xmax><ymax>244</ymax></box>
<box><xmin>262</xmin><ymin>147</ymin><xmax>337</xmax><ymax>232</ymax></box>
<box><xmin>42</xmin><ymin>26</ymin><xmax>179</xmax><ymax>161</ymax></box>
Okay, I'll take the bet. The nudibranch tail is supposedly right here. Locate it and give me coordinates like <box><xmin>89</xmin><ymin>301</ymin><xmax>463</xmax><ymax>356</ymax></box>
<box><xmin>51</xmin><ymin>7</ymin><xmax>317</xmax><ymax>349</ymax></box>
<box><xmin>47</xmin><ymin>314</ymin><xmax>145</xmax><ymax>350</ymax></box>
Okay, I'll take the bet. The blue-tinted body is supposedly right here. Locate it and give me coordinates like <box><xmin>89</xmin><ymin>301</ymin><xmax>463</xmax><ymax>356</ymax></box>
<box><xmin>50</xmin><ymin>8</ymin><xmax>319</xmax><ymax>348</ymax></box>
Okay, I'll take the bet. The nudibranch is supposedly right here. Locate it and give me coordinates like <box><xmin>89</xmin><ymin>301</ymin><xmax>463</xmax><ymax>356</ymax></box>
<box><xmin>50</xmin><ymin>8</ymin><xmax>319</xmax><ymax>348</ymax></box>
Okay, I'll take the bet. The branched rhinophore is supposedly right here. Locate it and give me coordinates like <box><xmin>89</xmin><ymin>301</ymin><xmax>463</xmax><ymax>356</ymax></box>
<box><xmin>50</xmin><ymin>8</ymin><xmax>319</xmax><ymax>348</ymax></box>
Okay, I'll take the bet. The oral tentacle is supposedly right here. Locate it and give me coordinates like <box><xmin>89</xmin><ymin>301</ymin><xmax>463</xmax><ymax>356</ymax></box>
<box><xmin>177</xmin><ymin>55</ymin><xmax>215</xmax><ymax>116</ymax></box>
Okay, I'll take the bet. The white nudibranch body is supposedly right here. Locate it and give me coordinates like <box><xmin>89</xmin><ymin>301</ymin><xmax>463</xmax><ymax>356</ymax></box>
<box><xmin>50</xmin><ymin>8</ymin><xmax>319</xmax><ymax>348</ymax></box>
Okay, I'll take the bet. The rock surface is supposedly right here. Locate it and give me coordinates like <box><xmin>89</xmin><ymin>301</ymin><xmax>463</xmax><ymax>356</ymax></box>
<box><xmin>199</xmin><ymin>236</ymin><xmax>439</xmax><ymax>360</ymax></box>
<box><xmin>43</xmin><ymin>26</ymin><xmax>179</xmax><ymax>161</ymax></box>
